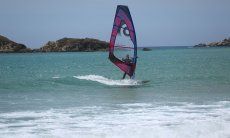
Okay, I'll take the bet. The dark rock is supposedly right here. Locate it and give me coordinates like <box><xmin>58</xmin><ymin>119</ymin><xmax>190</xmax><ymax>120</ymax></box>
<box><xmin>142</xmin><ymin>47</ymin><xmax>152</xmax><ymax>51</ymax></box>
<box><xmin>194</xmin><ymin>43</ymin><xmax>207</xmax><ymax>47</ymax></box>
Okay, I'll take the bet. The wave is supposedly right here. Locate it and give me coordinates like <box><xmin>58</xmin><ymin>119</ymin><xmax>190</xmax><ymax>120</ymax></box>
<box><xmin>1</xmin><ymin>101</ymin><xmax>230</xmax><ymax>138</ymax></box>
<box><xmin>52</xmin><ymin>76</ymin><xmax>60</xmax><ymax>79</ymax></box>
<box><xmin>73</xmin><ymin>75</ymin><xmax>142</xmax><ymax>86</ymax></box>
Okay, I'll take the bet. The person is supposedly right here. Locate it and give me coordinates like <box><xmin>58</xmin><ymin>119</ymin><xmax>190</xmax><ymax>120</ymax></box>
<box><xmin>122</xmin><ymin>54</ymin><xmax>132</xmax><ymax>79</ymax></box>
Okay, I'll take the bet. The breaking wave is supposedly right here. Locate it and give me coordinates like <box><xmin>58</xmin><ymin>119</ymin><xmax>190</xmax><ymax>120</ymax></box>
<box><xmin>0</xmin><ymin>101</ymin><xmax>230</xmax><ymax>138</ymax></box>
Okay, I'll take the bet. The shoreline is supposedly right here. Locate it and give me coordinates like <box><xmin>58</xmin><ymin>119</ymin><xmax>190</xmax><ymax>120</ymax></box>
<box><xmin>1</xmin><ymin>34</ymin><xmax>230</xmax><ymax>53</ymax></box>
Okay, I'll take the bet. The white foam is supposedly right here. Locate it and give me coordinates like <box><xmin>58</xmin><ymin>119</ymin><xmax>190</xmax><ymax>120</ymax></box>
<box><xmin>52</xmin><ymin>76</ymin><xmax>60</xmax><ymax>79</ymax></box>
<box><xmin>73</xmin><ymin>75</ymin><xmax>140</xmax><ymax>86</ymax></box>
<box><xmin>1</xmin><ymin>101</ymin><xmax>230</xmax><ymax>138</ymax></box>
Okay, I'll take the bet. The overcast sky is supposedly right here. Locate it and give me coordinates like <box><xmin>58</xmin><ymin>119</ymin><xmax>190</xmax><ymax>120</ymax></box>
<box><xmin>1</xmin><ymin>0</ymin><xmax>230</xmax><ymax>48</ymax></box>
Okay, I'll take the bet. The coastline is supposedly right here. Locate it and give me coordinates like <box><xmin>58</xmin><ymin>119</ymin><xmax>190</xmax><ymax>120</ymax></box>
<box><xmin>1</xmin><ymin>34</ymin><xmax>230</xmax><ymax>53</ymax></box>
<box><xmin>0</xmin><ymin>35</ymin><xmax>109</xmax><ymax>53</ymax></box>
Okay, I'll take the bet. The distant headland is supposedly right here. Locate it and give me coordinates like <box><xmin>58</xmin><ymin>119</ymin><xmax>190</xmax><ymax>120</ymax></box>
<box><xmin>0</xmin><ymin>35</ymin><xmax>109</xmax><ymax>53</ymax></box>
<box><xmin>194</xmin><ymin>38</ymin><xmax>230</xmax><ymax>47</ymax></box>
<box><xmin>0</xmin><ymin>35</ymin><xmax>31</xmax><ymax>53</ymax></box>
<box><xmin>2</xmin><ymin>34</ymin><xmax>230</xmax><ymax>53</ymax></box>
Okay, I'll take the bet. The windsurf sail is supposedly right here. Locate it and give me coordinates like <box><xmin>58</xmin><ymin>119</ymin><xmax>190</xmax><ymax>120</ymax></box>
<box><xmin>109</xmin><ymin>5</ymin><xmax>137</xmax><ymax>78</ymax></box>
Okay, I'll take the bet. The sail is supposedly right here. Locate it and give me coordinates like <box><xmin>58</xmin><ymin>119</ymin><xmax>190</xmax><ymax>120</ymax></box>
<box><xmin>109</xmin><ymin>5</ymin><xmax>137</xmax><ymax>78</ymax></box>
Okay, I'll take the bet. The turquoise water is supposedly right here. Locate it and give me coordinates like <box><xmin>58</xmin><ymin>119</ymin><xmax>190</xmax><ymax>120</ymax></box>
<box><xmin>0</xmin><ymin>47</ymin><xmax>230</xmax><ymax>137</ymax></box>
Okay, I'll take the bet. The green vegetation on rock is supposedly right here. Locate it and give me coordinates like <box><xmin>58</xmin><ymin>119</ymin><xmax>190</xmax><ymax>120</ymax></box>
<box><xmin>40</xmin><ymin>38</ymin><xmax>109</xmax><ymax>52</ymax></box>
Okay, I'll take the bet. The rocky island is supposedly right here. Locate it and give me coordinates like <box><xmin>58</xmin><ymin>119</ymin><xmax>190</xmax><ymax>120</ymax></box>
<box><xmin>40</xmin><ymin>38</ymin><xmax>108</xmax><ymax>52</ymax></box>
<box><xmin>194</xmin><ymin>38</ymin><xmax>230</xmax><ymax>47</ymax></box>
<box><xmin>142</xmin><ymin>47</ymin><xmax>152</xmax><ymax>51</ymax></box>
<box><xmin>0</xmin><ymin>35</ymin><xmax>109</xmax><ymax>53</ymax></box>
<box><xmin>0</xmin><ymin>35</ymin><xmax>31</xmax><ymax>53</ymax></box>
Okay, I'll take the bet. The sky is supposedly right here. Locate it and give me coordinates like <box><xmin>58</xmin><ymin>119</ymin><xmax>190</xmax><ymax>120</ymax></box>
<box><xmin>1</xmin><ymin>0</ymin><xmax>230</xmax><ymax>48</ymax></box>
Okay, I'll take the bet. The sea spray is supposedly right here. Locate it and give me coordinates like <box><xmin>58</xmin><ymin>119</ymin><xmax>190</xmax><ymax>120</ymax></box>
<box><xmin>74</xmin><ymin>75</ymin><xmax>141</xmax><ymax>86</ymax></box>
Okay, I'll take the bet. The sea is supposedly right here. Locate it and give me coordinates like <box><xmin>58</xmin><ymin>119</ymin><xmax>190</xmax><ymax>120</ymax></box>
<box><xmin>0</xmin><ymin>47</ymin><xmax>230</xmax><ymax>138</ymax></box>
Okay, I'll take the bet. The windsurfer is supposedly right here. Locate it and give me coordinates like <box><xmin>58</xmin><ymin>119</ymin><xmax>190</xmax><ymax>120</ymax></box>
<box><xmin>122</xmin><ymin>54</ymin><xmax>132</xmax><ymax>79</ymax></box>
<box><xmin>108</xmin><ymin>5</ymin><xmax>137</xmax><ymax>80</ymax></box>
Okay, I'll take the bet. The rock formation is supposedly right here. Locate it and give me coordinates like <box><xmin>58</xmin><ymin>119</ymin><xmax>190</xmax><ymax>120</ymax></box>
<box><xmin>40</xmin><ymin>38</ymin><xmax>109</xmax><ymax>52</ymax></box>
<box><xmin>142</xmin><ymin>47</ymin><xmax>152</xmax><ymax>51</ymax></box>
<box><xmin>194</xmin><ymin>38</ymin><xmax>230</xmax><ymax>47</ymax></box>
<box><xmin>0</xmin><ymin>35</ymin><xmax>109</xmax><ymax>53</ymax></box>
<box><xmin>0</xmin><ymin>35</ymin><xmax>31</xmax><ymax>52</ymax></box>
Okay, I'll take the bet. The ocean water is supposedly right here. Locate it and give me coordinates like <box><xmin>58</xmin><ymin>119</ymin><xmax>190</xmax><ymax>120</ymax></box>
<box><xmin>0</xmin><ymin>47</ymin><xmax>230</xmax><ymax>138</ymax></box>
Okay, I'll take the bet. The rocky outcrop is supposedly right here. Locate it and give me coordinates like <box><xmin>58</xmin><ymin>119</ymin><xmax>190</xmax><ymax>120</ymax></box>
<box><xmin>0</xmin><ymin>35</ymin><xmax>31</xmax><ymax>52</ymax></box>
<box><xmin>194</xmin><ymin>38</ymin><xmax>230</xmax><ymax>47</ymax></box>
<box><xmin>142</xmin><ymin>47</ymin><xmax>152</xmax><ymax>51</ymax></box>
<box><xmin>194</xmin><ymin>43</ymin><xmax>206</xmax><ymax>47</ymax></box>
<box><xmin>40</xmin><ymin>38</ymin><xmax>109</xmax><ymax>52</ymax></box>
<box><xmin>0</xmin><ymin>35</ymin><xmax>109</xmax><ymax>53</ymax></box>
